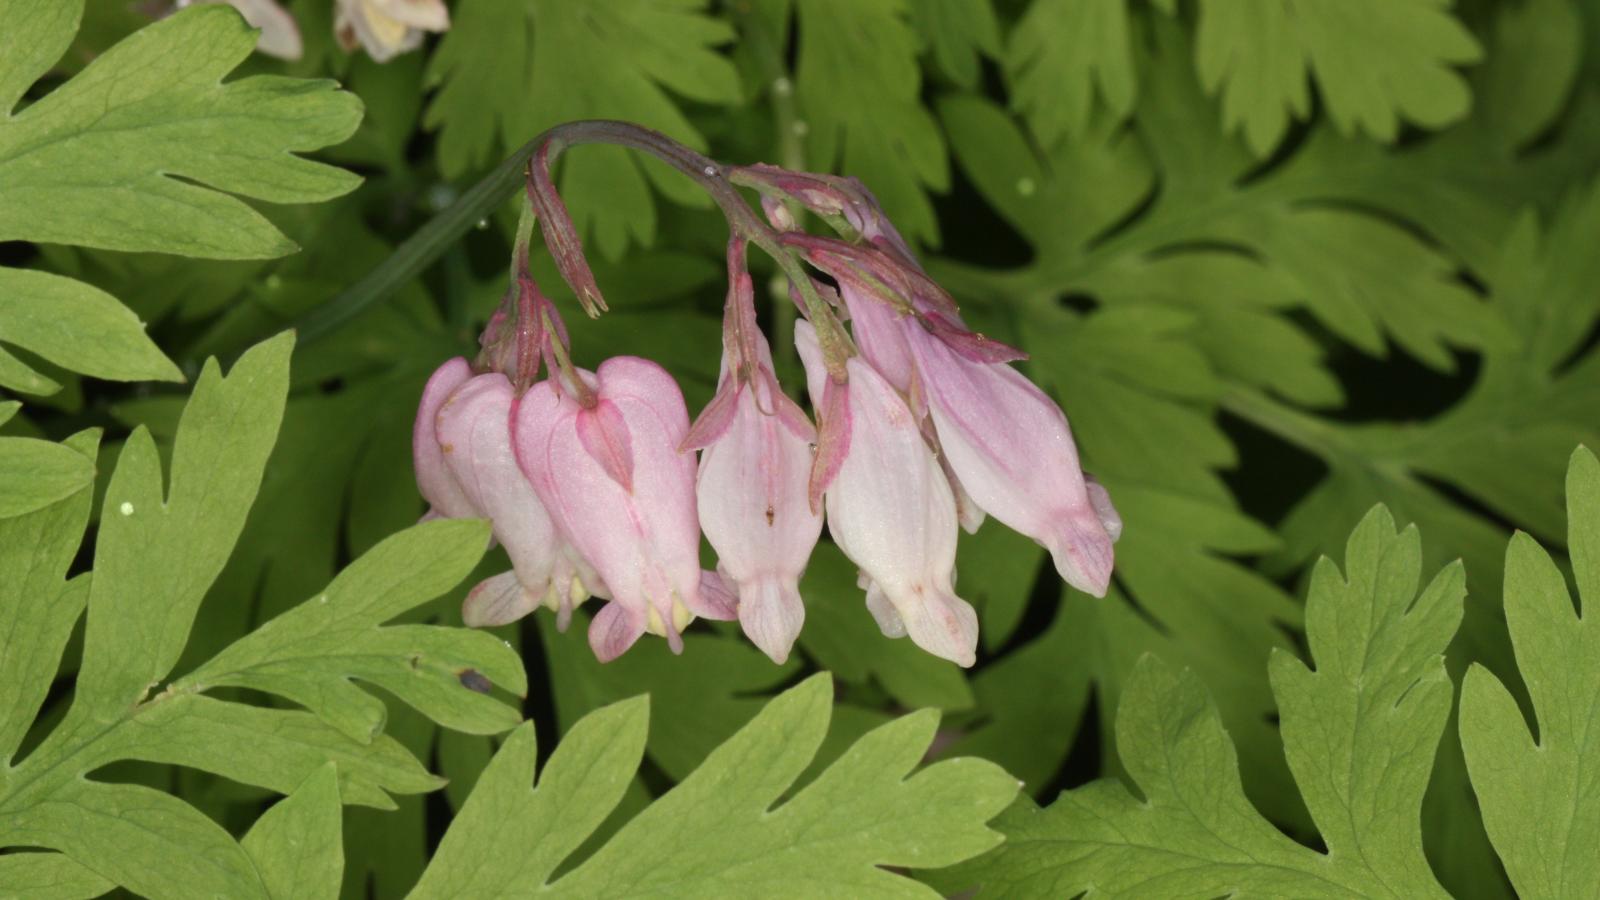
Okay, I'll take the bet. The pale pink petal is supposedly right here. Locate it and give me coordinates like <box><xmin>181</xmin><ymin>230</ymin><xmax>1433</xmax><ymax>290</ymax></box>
<box><xmin>691</xmin><ymin>569</ymin><xmax>740</xmax><ymax>621</ymax></box>
<box><xmin>463</xmin><ymin>571</ymin><xmax>540</xmax><ymax>628</ymax></box>
<box><xmin>1086</xmin><ymin>476</ymin><xmax>1123</xmax><ymax>543</ymax></box>
<box><xmin>682</xmin><ymin>378</ymin><xmax>743</xmax><ymax>451</ymax></box>
<box><xmin>799</xmin><ymin>325</ymin><xmax>975</xmax><ymax>664</ymax></box>
<box><xmin>576</xmin><ymin>400</ymin><xmax>635</xmax><ymax>493</ymax></box>
<box><xmin>922</xmin><ymin>311</ymin><xmax>1028</xmax><ymax>364</ymax></box>
<box><xmin>895</xmin><ymin>583</ymin><xmax>978</xmax><ymax>667</ymax></box>
<box><xmin>197</xmin><ymin>0</ymin><xmax>303</xmax><ymax>60</ymax></box>
<box><xmin>435</xmin><ymin>373</ymin><xmax>565</xmax><ymax>616</ymax></box>
<box><xmin>413</xmin><ymin>358</ymin><xmax>476</xmax><ymax>519</ymax></box>
<box><xmin>1044</xmin><ymin>507</ymin><xmax>1116</xmax><ymax>596</ymax></box>
<box><xmin>839</xmin><ymin>282</ymin><xmax>915</xmax><ymax>393</ymax></box>
<box><xmin>589</xmin><ymin>602</ymin><xmax>646</xmax><ymax>663</ymax></box>
<box><xmin>737</xmin><ymin>575</ymin><xmax>805</xmax><ymax>664</ymax></box>
<box><xmin>861</xmin><ymin>577</ymin><xmax>908</xmax><ymax>639</ymax></box>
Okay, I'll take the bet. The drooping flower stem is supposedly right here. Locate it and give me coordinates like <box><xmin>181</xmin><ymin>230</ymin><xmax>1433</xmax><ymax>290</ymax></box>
<box><xmin>526</xmin><ymin>121</ymin><xmax>855</xmax><ymax>381</ymax></box>
<box><xmin>297</xmin><ymin>120</ymin><xmax>856</xmax><ymax>382</ymax></box>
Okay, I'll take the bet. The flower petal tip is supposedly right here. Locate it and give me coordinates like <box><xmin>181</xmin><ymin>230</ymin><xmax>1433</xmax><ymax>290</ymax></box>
<box><xmin>462</xmin><ymin>571</ymin><xmax>538</xmax><ymax>628</ymax></box>
<box><xmin>589</xmin><ymin>602</ymin><xmax>645</xmax><ymax>663</ymax></box>
<box><xmin>736</xmin><ymin>577</ymin><xmax>805</xmax><ymax>666</ymax></box>
<box><xmin>1046</xmin><ymin>511</ymin><xmax>1116</xmax><ymax>597</ymax></box>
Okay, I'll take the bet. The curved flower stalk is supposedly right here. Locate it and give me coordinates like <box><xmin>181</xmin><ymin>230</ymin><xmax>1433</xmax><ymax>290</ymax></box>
<box><xmin>688</xmin><ymin>241</ymin><xmax>823</xmax><ymax>664</ymax></box>
<box><xmin>404</xmin><ymin>119</ymin><xmax>1115</xmax><ymax>665</ymax></box>
<box><xmin>513</xmin><ymin>357</ymin><xmax>735</xmax><ymax>661</ymax></box>
<box><xmin>769</xmin><ymin>184</ymin><xmax>1119</xmax><ymax>597</ymax></box>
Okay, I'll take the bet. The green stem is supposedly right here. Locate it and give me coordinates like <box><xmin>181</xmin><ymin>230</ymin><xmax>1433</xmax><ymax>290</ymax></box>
<box><xmin>293</xmin><ymin>120</ymin><xmax>850</xmax><ymax>374</ymax></box>
<box><xmin>295</xmin><ymin>139</ymin><xmax>541</xmax><ymax>346</ymax></box>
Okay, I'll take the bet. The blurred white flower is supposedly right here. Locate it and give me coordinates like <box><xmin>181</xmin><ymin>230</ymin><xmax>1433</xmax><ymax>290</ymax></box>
<box><xmin>335</xmin><ymin>0</ymin><xmax>450</xmax><ymax>63</ymax></box>
<box><xmin>176</xmin><ymin>0</ymin><xmax>302</xmax><ymax>61</ymax></box>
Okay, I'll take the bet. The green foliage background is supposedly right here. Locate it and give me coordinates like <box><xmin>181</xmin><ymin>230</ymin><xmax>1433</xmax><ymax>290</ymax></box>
<box><xmin>3</xmin><ymin>0</ymin><xmax>1600</xmax><ymax>897</ymax></box>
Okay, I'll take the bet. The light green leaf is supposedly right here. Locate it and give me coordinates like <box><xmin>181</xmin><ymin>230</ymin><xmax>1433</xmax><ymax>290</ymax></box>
<box><xmin>1196</xmin><ymin>0</ymin><xmax>1481</xmax><ymax>155</ymax></box>
<box><xmin>937</xmin><ymin>507</ymin><xmax>1461</xmax><ymax>897</ymax></box>
<box><xmin>106</xmin><ymin>694</ymin><xmax>444</xmax><ymax>810</ymax></box>
<box><xmin>0</xmin><ymin>4</ymin><xmax>363</xmax><ymax>259</ymax></box>
<box><xmin>1461</xmin><ymin>447</ymin><xmax>1600</xmax><ymax>899</ymax></box>
<box><xmin>0</xmin><ymin>429</ymin><xmax>97</xmax><ymax>758</ymax></box>
<box><xmin>1006</xmin><ymin>0</ymin><xmax>1140</xmax><ymax>145</ymax></box>
<box><xmin>0</xmin><ymin>436</ymin><xmax>92</xmax><ymax>519</ymax></box>
<box><xmin>539</xmin><ymin>612</ymin><xmax>799</xmax><ymax>780</ymax></box>
<box><xmin>797</xmin><ymin>0</ymin><xmax>947</xmax><ymax>244</ymax></box>
<box><xmin>409</xmin><ymin>698</ymin><xmax>647</xmax><ymax>897</ymax></box>
<box><xmin>1</xmin><ymin>779</ymin><xmax>268</xmax><ymax>898</ymax></box>
<box><xmin>0</xmin><ymin>0</ymin><xmax>78</xmax><ymax>115</ymax></box>
<box><xmin>422</xmin><ymin>0</ymin><xmax>532</xmax><ymax>177</ymax></box>
<box><xmin>242</xmin><ymin>764</ymin><xmax>344</xmax><ymax>900</ymax></box>
<box><xmin>74</xmin><ymin>332</ymin><xmax>292</xmax><ymax>722</ymax></box>
<box><xmin>0</xmin><ymin>851</ymin><xmax>113</xmax><ymax>900</ymax></box>
<box><xmin>415</xmin><ymin>675</ymin><xmax>1019</xmax><ymax>897</ymax></box>
<box><xmin>1472</xmin><ymin>0</ymin><xmax>1582</xmax><ymax>152</ymax></box>
<box><xmin>0</xmin><ymin>268</ymin><xmax>180</xmax><ymax>386</ymax></box>
<box><xmin>0</xmin><ymin>335</ymin><xmax>521</xmax><ymax>898</ymax></box>
<box><xmin>180</xmin><ymin>517</ymin><xmax>524</xmax><ymax>742</ymax></box>
<box><xmin>911</xmin><ymin>0</ymin><xmax>1001</xmax><ymax>89</ymax></box>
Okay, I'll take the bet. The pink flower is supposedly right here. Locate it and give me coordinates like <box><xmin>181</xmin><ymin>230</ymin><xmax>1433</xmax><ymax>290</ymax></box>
<box><xmin>838</xmin><ymin>281</ymin><xmax>986</xmax><ymax>534</ymax></box>
<box><xmin>513</xmin><ymin>357</ymin><xmax>732</xmax><ymax>661</ymax></box>
<box><xmin>431</xmin><ymin>371</ymin><xmax>600</xmax><ymax>630</ymax></box>
<box><xmin>413</xmin><ymin>358</ymin><xmax>478</xmax><ymax>521</ymax></box>
<box><xmin>795</xmin><ymin>322</ymin><xmax>978</xmax><ymax>667</ymax></box>
<box><xmin>838</xmin><ymin>281</ymin><xmax>915</xmax><ymax>395</ymax></box>
<box><xmin>689</xmin><ymin>336</ymin><xmax>822</xmax><ymax>665</ymax></box>
<box><xmin>904</xmin><ymin>318</ymin><xmax>1116</xmax><ymax>596</ymax></box>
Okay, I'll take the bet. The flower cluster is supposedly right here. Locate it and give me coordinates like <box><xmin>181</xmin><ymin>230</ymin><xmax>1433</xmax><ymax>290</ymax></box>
<box><xmin>414</xmin><ymin>125</ymin><xmax>1120</xmax><ymax>667</ymax></box>
<box><xmin>170</xmin><ymin>0</ymin><xmax>448</xmax><ymax>62</ymax></box>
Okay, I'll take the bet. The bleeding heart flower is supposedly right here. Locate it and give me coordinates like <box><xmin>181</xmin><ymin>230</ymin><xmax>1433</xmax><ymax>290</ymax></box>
<box><xmin>689</xmin><ymin>336</ymin><xmax>821</xmax><ymax>664</ymax></box>
<box><xmin>431</xmin><ymin>371</ymin><xmax>600</xmax><ymax>630</ymax></box>
<box><xmin>795</xmin><ymin>322</ymin><xmax>978</xmax><ymax>667</ymax></box>
<box><xmin>904</xmin><ymin>318</ymin><xmax>1116</xmax><ymax>596</ymax></box>
<box><xmin>513</xmin><ymin>357</ymin><xmax>731</xmax><ymax>661</ymax></box>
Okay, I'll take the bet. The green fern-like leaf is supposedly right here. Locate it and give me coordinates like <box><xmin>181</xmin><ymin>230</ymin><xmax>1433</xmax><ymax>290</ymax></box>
<box><xmin>0</xmin><ymin>335</ymin><xmax>522</xmax><ymax>897</ymax></box>
<box><xmin>0</xmin><ymin>0</ymin><xmax>361</xmax><ymax>395</ymax></box>
<box><xmin>932</xmin><ymin>507</ymin><xmax>1462</xmax><ymax>898</ymax></box>
<box><xmin>413</xmin><ymin>674</ymin><xmax>1019</xmax><ymax>898</ymax></box>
